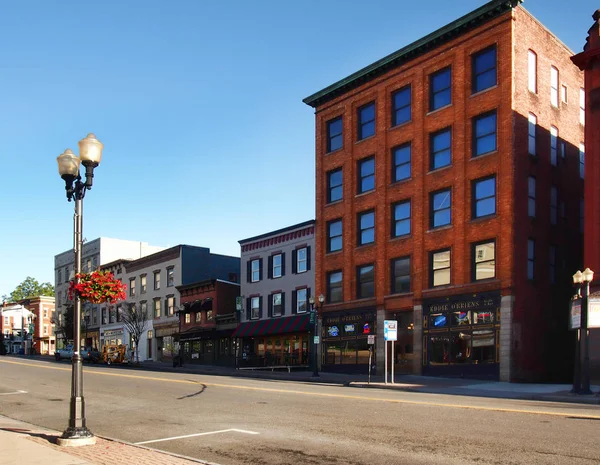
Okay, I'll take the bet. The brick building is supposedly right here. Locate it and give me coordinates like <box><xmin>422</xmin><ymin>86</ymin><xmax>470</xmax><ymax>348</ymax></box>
<box><xmin>572</xmin><ymin>9</ymin><xmax>600</xmax><ymax>380</ymax></box>
<box><xmin>303</xmin><ymin>0</ymin><xmax>584</xmax><ymax>381</ymax></box>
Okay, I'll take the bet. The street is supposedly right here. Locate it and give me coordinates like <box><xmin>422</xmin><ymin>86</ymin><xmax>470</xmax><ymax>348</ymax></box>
<box><xmin>0</xmin><ymin>357</ymin><xmax>599</xmax><ymax>465</ymax></box>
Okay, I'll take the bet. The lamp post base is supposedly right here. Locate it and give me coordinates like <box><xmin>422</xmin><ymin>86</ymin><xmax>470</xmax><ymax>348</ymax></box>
<box><xmin>57</xmin><ymin>427</ymin><xmax>96</xmax><ymax>447</ymax></box>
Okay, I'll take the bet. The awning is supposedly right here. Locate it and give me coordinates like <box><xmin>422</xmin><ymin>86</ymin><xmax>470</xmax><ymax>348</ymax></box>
<box><xmin>179</xmin><ymin>328</ymin><xmax>234</xmax><ymax>342</ymax></box>
<box><xmin>233</xmin><ymin>313</ymin><xmax>310</xmax><ymax>338</ymax></box>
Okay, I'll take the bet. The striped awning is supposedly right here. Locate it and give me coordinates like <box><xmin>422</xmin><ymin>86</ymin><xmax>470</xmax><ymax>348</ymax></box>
<box><xmin>233</xmin><ymin>313</ymin><xmax>310</xmax><ymax>338</ymax></box>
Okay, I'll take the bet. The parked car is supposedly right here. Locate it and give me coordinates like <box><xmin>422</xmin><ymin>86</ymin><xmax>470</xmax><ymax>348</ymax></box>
<box><xmin>55</xmin><ymin>344</ymin><xmax>75</xmax><ymax>361</ymax></box>
<box><xmin>82</xmin><ymin>346</ymin><xmax>101</xmax><ymax>363</ymax></box>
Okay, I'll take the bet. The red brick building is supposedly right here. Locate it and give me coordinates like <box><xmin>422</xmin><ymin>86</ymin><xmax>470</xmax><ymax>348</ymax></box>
<box><xmin>572</xmin><ymin>9</ymin><xmax>600</xmax><ymax>380</ymax></box>
<box><xmin>304</xmin><ymin>0</ymin><xmax>584</xmax><ymax>381</ymax></box>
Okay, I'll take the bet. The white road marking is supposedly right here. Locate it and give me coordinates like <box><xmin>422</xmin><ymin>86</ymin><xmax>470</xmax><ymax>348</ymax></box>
<box><xmin>134</xmin><ymin>428</ymin><xmax>259</xmax><ymax>445</ymax></box>
<box><xmin>0</xmin><ymin>390</ymin><xmax>27</xmax><ymax>396</ymax></box>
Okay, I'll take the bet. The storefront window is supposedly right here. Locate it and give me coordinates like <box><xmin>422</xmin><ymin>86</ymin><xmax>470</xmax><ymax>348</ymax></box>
<box><xmin>471</xmin><ymin>330</ymin><xmax>495</xmax><ymax>363</ymax></box>
<box><xmin>429</xmin><ymin>335</ymin><xmax>450</xmax><ymax>364</ymax></box>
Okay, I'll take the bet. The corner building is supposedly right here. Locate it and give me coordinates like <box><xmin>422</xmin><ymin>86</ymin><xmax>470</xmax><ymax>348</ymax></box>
<box><xmin>304</xmin><ymin>0</ymin><xmax>584</xmax><ymax>381</ymax></box>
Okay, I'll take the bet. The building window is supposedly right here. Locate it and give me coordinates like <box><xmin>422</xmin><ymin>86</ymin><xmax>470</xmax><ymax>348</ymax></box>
<box><xmin>580</xmin><ymin>143</ymin><xmax>585</xmax><ymax>179</ymax></box>
<box><xmin>528</xmin><ymin>50</ymin><xmax>537</xmax><ymax>93</ymax></box>
<box><xmin>207</xmin><ymin>310</ymin><xmax>213</xmax><ymax>321</ymax></box>
<box><xmin>528</xmin><ymin>113</ymin><xmax>537</xmax><ymax>155</ymax></box>
<box><xmin>167</xmin><ymin>267</ymin><xmax>174</xmax><ymax>287</ymax></box>
<box><xmin>527</xmin><ymin>239</ymin><xmax>535</xmax><ymax>280</ymax></box>
<box><xmin>357</xmin><ymin>265</ymin><xmax>375</xmax><ymax>299</ymax></box>
<box><xmin>358</xmin><ymin>157</ymin><xmax>375</xmax><ymax>194</ymax></box>
<box><xmin>473</xmin><ymin>176</ymin><xmax>496</xmax><ymax>219</ymax></box>
<box><xmin>550</xmin><ymin>66</ymin><xmax>559</xmax><ymax>107</ymax></box>
<box><xmin>271</xmin><ymin>293</ymin><xmax>283</xmax><ymax>317</ymax></box>
<box><xmin>327</xmin><ymin>168</ymin><xmax>343</xmax><ymax>203</ymax></box>
<box><xmin>357</xmin><ymin>102</ymin><xmax>375</xmax><ymax>140</ymax></box>
<box><xmin>472</xmin><ymin>241</ymin><xmax>495</xmax><ymax>281</ymax></box>
<box><xmin>430</xmin><ymin>67</ymin><xmax>451</xmax><ymax>111</ymax></box>
<box><xmin>327</xmin><ymin>220</ymin><xmax>343</xmax><ymax>252</ymax></box>
<box><xmin>296</xmin><ymin>288</ymin><xmax>308</xmax><ymax>313</ymax></box>
<box><xmin>431</xmin><ymin>189</ymin><xmax>451</xmax><ymax>228</ymax></box>
<box><xmin>358</xmin><ymin>210</ymin><xmax>375</xmax><ymax>245</ymax></box>
<box><xmin>560</xmin><ymin>139</ymin><xmax>566</xmax><ymax>159</ymax></box>
<box><xmin>550</xmin><ymin>126</ymin><xmax>558</xmax><ymax>166</ymax></box>
<box><xmin>185</xmin><ymin>313</ymin><xmax>191</xmax><ymax>324</ymax></box>
<box><xmin>392</xmin><ymin>85</ymin><xmax>411</xmax><ymax>126</ymax></box>
<box><xmin>251</xmin><ymin>259</ymin><xmax>261</xmax><ymax>282</ymax></box>
<box><xmin>43</xmin><ymin>324</ymin><xmax>48</xmax><ymax>335</ymax></box>
<box><xmin>167</xmin><ymin>296</ymin><xmax>175</xmax><ymax>316</ymax></box>
<box><xmin>528</xmin><ymin>176</ymin><xmax>536</xmax><ymax>218</ymax></box>
<box><xmin>549</xmin><ymin>245</ymin><xmax>557</xmax><ymax>284</ymax></box>
<box><xmin>129</xmin><ymin>278</ymin><xmax>136</xmax><ymax>297</ymax></box>
<box><xmin>473</xmin><ymin>111</ymin><xmax>496</xmax><ymax>156</ymax></box>
<box><xmin>580</xmin><ymin>88</ymin><xmax>585</xmax><ymax>125</ymax></box>
<box><xmin>392</xmin><ymin>200</ymin><xmax>411</xmax><ymax>238</ymax></box>
<box><xmin>86</xmin><ymin>259</ymin><xmax>92</xmax><ymax>272</ymax></box>
<box><xmin>140</xmin><ymin>301</ymin><xmax>147</xmax><ymax>319</ymax></box>
<box><xmin>472</xmin><ymin>45</ymin><xmax>496</xmax><ymax>93</ymax></box>
<box><xmin>327</xmin><ymin>271</ymin><xmax>343</xmax><ymax>303</ymax></box>
<box><xmin>327</xmin><ymin>116</ymin><xmax>343</xmax><ymax>152</ymax></box>
<box><xmin>391</xmin><ymin>257</ymin><xmax>410</xmax><ymax>294</ymax></box>
<box><xmin>153</xmin><ymin>271</ymin><xmax>161</xmax><ymax>290</ymax></box>
<box><xmin>270</xmin><ymin>253</ymin><xmax>283</xmax><ymax>279</ymax></box>
<box><xmin>58</xmin><ymin>269</ymin><xmax>62</xmax><ymax>284</ymax></box>
<box><xmin>57</xmin><ymin>291</ymin><xmax>62</xmax><ymax>307</ymax></box>
<box><xmin>392</xmin><ymin>143</ymin><xmax>411</xmax><ymax>182</ymax></box>
<box><xmin>153</xmin><ymin>299</ymin><xmax>161</xmax><ymax>319</ymax></box>
<box><xmin>561</xmin><ymin>84</ymin><xmax>568</xmax><ymax>103</ymax></box>
<box><xmin>296</xmin><ymin>247</ymin><xmax>308</xmax><ymax>273</ymax></box>
<box><xmin>431</xmin><ymin>249</ymin><xmax>451</xmax><ymax>287</ymax></box>
<box><xmin>195</xmin><ymin>311</ymin><xmax>201</xmax><ymax>323</ymax></box>
<box><xmin>65</xmin><ymin>266</ymin><xmax>69</xmax><ymax>281</ymax></box>
<box><xmin>550</xmin><ymin>186</ymin><xmax>558</xmax><ymax>225</ymax></box>
<box><xmin>430</xmin><ymin>128</ymin><xmax>451</xmax><ymax>170</ymax></box>
<box><xmin>140</xmin><ymin>274</ymin><xmax>147</xmax><ymax>293</ymax></box>
<box><xmin>251</xmin><ymin>297</ymin><xmax>260</xmax><ymax>320</ymax></box>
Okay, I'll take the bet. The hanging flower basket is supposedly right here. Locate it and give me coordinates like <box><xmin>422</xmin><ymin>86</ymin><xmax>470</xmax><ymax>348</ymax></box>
<box><xmin>68</xmin><ymin>270</ymin><xmax>127</xmax><ymax>304</ymax></box>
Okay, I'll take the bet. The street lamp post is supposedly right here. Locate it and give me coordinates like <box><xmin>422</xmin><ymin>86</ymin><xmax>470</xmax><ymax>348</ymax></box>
<box><xmin>309</xmin><ymin>294</ymin><xmax>325</xmax><ymax>377</ymax></box>
<box><xmin>56</xmin><ymin>133</ymin><xmax>104</xmax><ymax>446</ymax></box>
<box><xmin>572</xmin><ymin>268</ymin><xmax>594</xmax><ymax>395</ymax></box>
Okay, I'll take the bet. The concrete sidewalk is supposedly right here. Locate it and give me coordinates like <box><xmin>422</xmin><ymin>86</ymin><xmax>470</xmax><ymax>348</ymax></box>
<box><xmin>0</xmin><ymin>415</ymin><xmax>211</xmax><ymax>465</ymax></box>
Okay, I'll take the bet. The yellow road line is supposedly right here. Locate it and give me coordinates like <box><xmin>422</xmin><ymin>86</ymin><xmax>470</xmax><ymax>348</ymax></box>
<box><xmin>2</xmin><ymin>359</ymin><xmax>599</xmax><ymax>420</ymax></box>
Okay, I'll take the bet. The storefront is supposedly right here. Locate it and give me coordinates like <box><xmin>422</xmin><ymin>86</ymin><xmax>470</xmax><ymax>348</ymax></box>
<box><xmin>180</xmin><ymin>328</ymin><xmax>236</xmax><ymax>366</ymax></box>
<box><xmin>234</xmin><ymin>313</ymin><xmax>311</xmax><ymax>367</ymax></box>
<box><xmin>321</xmin><ymin>309</ymin><xmax>376</xmax><ymax>374</ymax></box>
<box><xmin>101</xmin><ymin>327</ymin><xmax>124</xmax><ymax>347</ymax></box>
<box><xmin>155</xmin><ymin>324</ymin><xmax>178</xmax><ymax>361</ymax></box>
<box><xmin>423</xmin><ymin>292</ymin><xmax>501</xmax><ymax>380</ymax></box>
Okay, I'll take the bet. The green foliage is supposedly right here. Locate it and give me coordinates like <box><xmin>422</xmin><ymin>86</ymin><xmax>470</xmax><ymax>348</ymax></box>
<box><xmin>3</xmin><ymin>276</ymin><xmax>54</xmax><ymax>302</ymax></box>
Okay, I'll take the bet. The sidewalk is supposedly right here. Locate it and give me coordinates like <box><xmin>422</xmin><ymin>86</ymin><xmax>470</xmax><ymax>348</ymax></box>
<box><xmin>0</xmin><ymin>415</ymin><xmax>211</xmax><ymax>465</ymax></box>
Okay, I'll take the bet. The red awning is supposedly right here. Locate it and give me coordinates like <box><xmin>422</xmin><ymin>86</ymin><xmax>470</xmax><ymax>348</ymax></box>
<box><xmin>233</xmin><ymin>313</ymin><xmax>310</xmax><ymax>338</ymax></box>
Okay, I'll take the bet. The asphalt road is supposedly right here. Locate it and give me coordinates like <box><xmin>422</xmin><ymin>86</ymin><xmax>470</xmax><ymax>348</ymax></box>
<box><xmin>1</xmin><ymin>357</ymin><xmax>599</xmax><ymax>465</ymax></box>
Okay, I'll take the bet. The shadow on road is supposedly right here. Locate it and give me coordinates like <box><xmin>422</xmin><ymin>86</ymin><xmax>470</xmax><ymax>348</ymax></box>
<box><xmin>177</xmin><ymin>382</ymin><xmax>207</xmax><ymax>400</ymax></box>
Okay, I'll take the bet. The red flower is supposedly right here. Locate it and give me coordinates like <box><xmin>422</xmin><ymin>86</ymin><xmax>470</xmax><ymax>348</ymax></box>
<box><xmin>68</xmin><ymin>271</ymin><xmax>127</xmax><ymax>304</ymax></box>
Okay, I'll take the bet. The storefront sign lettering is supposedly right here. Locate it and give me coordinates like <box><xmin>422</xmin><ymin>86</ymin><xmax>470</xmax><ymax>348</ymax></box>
<box><xmin>429</xmin><ymin>298</ymin><xmax>496</xmax><ymax>313</ymax></box>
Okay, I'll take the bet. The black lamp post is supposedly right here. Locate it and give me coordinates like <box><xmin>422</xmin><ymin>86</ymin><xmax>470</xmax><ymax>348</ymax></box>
<box><xmin>309</xmin><ymin>294</ymin><xmax>325</xmax><ymax>377</ymax></box>
<box><xmin>56</xmin><ymin>134</ymin><xmax>104</xmax><ymax>446</ymax></box>
<box><xmin>572</xmin><ymin>268</ymin><xmax>594</xmax><ymax>395</ymax></box>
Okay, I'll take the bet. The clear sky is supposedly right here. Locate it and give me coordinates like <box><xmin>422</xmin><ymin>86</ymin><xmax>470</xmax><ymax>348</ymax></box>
<box><xmin>0</xmin><ymin>0</ymin><xmax>594</xmax><ymax>298</ymax></box>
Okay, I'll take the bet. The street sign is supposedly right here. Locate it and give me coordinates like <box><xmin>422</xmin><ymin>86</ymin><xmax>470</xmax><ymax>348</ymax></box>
<box><xmin>313</xmin><ymin>336</ymin><xmax>320</xmax><ymax>344</ymax></box>
<box><xmin>569</xmin><ymin>299</ymin><xmax>581</xmax><ymax>330</ymax></box>
<box><xmin>235</xmin><ymin>296</ymin><xmax>243</xmax><ymax>311</ymax></box>
<box><xmin>310</xmin><ymin>310</ymin><xmax>316</xmax><ymax>324</ymax></box>
<box><xmin>384</xmin><ymin>320</ymin><xmax>398</xmax><ymax>341</ymax></box>
<box><xmin>367</xmin><ymin>335</ymin><xmax>375</xmax><ymax>345</ymax></box>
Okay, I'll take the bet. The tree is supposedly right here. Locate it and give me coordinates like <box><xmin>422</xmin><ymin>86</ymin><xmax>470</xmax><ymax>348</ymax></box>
<box><xmin>3</xmin><ymin>277</ymin><xmax>54</xmax><ymax>302</ymax></box>
<box><xmin>51</xmin><ymin>304</ymin><xmax>74</xmax><ymax>344</ymax></box>
<box><xmin>120</xmin><ymin>302</ymin><xmax>149</xmax><ymax>364</ymax></box>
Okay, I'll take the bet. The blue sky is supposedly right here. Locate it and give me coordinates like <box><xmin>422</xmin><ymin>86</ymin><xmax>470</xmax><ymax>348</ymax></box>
<box><xmin>0</xmin><ymin>0</ymin><xmax>594</xmax><ymax>298</ymax></box>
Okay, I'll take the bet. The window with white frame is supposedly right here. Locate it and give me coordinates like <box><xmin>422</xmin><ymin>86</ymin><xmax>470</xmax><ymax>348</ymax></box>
<box><xmin>43</xmin><ymin>308</ymin><xmax>48</xmax><ymax>318</ymax></box>
<box><xmin>431</xmin><ymin>249</ymin><xmax>451</xmax><ymax>287</ymax></box>
<box><xmin>550</xmin><ymin>66</ymin><xmax>559</xmax><ymax>107</ymax></box>
<box><xmin>550</xmin><ymin>126</ymin><xmax>558</xmax><ymax>166</ymax></box>
<box><xmin>272</xmin><ymin>293</ymin><xmax>283</xmax><ymax>317</ymax></box>
<box><xmin>528</xmin><ymin>113</ymin><xmax>537</xmax><ymax>155</ymax></box>
<box><xmin>167</xmin><ymin>267</ymin><xmax>174</xmax><ymax>287</ymax></box>
<box><xmin>3</xmin><ymin>316</ymin><xmax>8</xmax><ymax>325</ymax></box>
<box><xmin>140</xmin><ymin>274</ymin><xmax>147</xmax><ymax>293</ymax></box>
<box><xmin>297</xmin><ymin>247</ymin><xmax>307</xmax><ymax>273</ymax></box>
<box><xmin>167</xmin><ymin>296</ymin><xmax>175</xmax><ymax>316</ymax></box>
<box><xmin>251</xmin><ymin>259</ymin><xmax>261</xmax><ymax>282</ymax></box>
<box><xmin>185</xmin><ymin>313</ymin><xmax>190</xmax><ymax>324</ymax></box>
<box><xmin>580</xmin><ymin>88</ymin><xmax>585</xmax><ymax>125</ymax></box>
<box><xmin>528</xmin><ymin>50</ymin><xmax>537</xmax><ymax>93</ymax></box>
<box><xmin>550</xmin><ymin>186</ymin><xmax>558</xmax><ymax>225</ymax></box>
<box><xmin>528</xmin><ymin>176</ymin><xmax>536</xmax><ymax>218</ymax></box>
<box><xmin>272</xmin><ymin>254</ymin><xmax>282</xmax><ymax>278</ymax></box>
<box><xmin>580</xmin><ymin>143</ymin><xmax>585</xmax><ymax>179</ymax></box>
<box><xmin>153</xmin><ymin>298</ymin><xmax>161</xmax><ymax>318</ymax></box>
<box><xmin>153</xmin><ymin>270</ymin><xmax>161</xmax><ymax>290</ymax></box>
<box><xmin>527</xmin><ymin>239</ymin><xmax>535</xmax><ymax>280</ymax></box>
<box><xmin>129</xmin><ymin>277</ymin><xmax>136</xmax><ymax>297</ymax></box>
<box><xmin>251</xmin><ymin>297</ymin><xmax>260</xmax><ymax>320</ymax></box>
<box><xmin>43</xmin><ymin>324</ymin><xmax>48</xmax><ymax>335</ymax></box>
<box><xmin>86</xmin><ymin>259</ymin><xmax>92</xmax><ymax>272</ymax></box>
<box><xmin>140</xmin><ymin>301</ymin><xmax>147</xmax><ymax>319</ymax></box>
<box><xmin>296</xmin><ymin>288</ymin><xmax>308</xmax><ymax>313</ymax></box>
